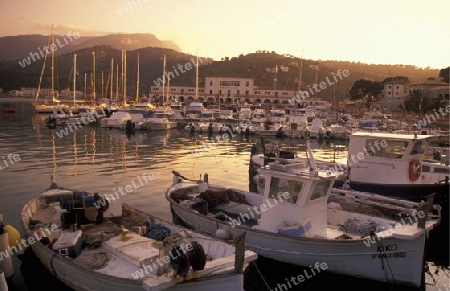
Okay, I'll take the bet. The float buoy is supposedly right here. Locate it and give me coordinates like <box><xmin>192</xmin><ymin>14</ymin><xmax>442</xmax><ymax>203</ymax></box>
<box><xmin>0</xmin><ymin>224</ymin><xmax>15</xmax><ymax>278</ymax></box>
<box><xmin>3</xmin><ymin>107</ymin><xmax>15</xmax><ymax>113</ymax></box>
<box><xmin>3</xmin><ymin>225</ymin><xmax>20</xmax><ymax>248</ymax></box>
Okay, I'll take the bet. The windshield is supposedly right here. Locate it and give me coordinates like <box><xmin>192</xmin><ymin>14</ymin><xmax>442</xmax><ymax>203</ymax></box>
<box><xmin>410</xmin><ymin>139</ymin><xmax>429</xmax><ymax>155</ymax></box>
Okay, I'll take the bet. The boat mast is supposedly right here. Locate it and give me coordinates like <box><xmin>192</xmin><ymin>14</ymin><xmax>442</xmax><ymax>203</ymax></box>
<box><xmin>35</xmin><ymin>32</ymin><xmax>51</xmax><ymax>106</ymax></box>
<box><xmin>122</xmin><ymin>49</ymin><xmax>127</xmax><ymax>107</ymax></box>
<box><xmin>167</xmin><ymin>73</ymin><xmax>170</xmax><ymax>103</ymax></box>
<box><xmin>92</xmin><ymin>52</ymin><xmax>96</xmax><ymax>103</ymax></box>
<box><xmin>84</xmin><ymin>73</ymin><xmax>87</xmax><ymax>102</ymax></box>
<box><xmin>136</xmin><ymin>52</ymin><xmax>140</xmax><ymax>103</ymax></box>
<box><xmin>110</xmin><ymin>58</ymin><xmax>114</xmax><ymax>102</ymax></box>
<box><xmin>273</xmin><ymin>65</ymin><xmax>278</xmax><ymax>91</ymax></box>
<box><xmin>298</xmin><ymin>50</ymin><xmax>303</xmax><ymax>92</ymax></box>
<box><xmin>162</xmin><ymin>54</ymin><xmax>166</xmax><ymax>104</ymax></box>
<box><xmin>73</xmin><ymin>53</ymin><xmax>76</xmax><ymax>108</ymax></box>
<box><xmin>51</xmin><ymin>24</ymin><xmax>55</xmax><ymax>106</ymax></box>
<box><xmin>101</xmin><ymin>70</ymin><xmax>104</xmax><ymax>104</ymax></box>
<box><xmin>195</xmin><ymin>53</ymin><xmax>199</xmax><ymax>102</ymax></box>
<box><xmin>115</xmin><ymin>64</ymin><xmax>119</xmax><ymax>101</ymax></box>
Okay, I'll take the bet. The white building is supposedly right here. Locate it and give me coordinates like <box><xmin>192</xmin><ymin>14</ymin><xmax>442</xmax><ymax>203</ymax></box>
<box><xmin>149</xmin><ymin>76</ymin><xmax>327</xmax><ymax>106</ymax></box>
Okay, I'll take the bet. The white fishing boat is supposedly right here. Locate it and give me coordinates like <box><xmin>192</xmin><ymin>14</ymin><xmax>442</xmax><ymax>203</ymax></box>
<box><xmin>101</xmin><ymin>111</ymin><xmax>132</xmax><ymax>129</ymax></box>
<box><xmin>254</xmin><ymin>121</ymin><xmax>285</xmax><ymax>137</ymax></box>
<box><xmin>184</xmin><ymin>102</ymin><xmax>206</xmax><ymax>121</ymax></box>
<box><xmin>137</xmin><ymin>109</ymin><xmax>178</xmax><ymax>131</ymax></box>
<box><xmin>328</xmin><ymin>123</ymin><xmax>352</xmax><ymax>140</ymax></box>
<box><xmin>309</xmin><ymin>118</ymin><xmax>330</xmax><ymax>139</ymax></box>
<box><xmin>166</xmin><ymin>145</ymin><xmax>441</xmax><ymax>289</ymax></box>
<box><xmin>46</xmin><ymin>106</ymin><xmax>82</xmax><ymax>126</ymax></box>
<box><xmin>132</xmin><ymin>101</ymin><xmax>156</xmax><ymax>113</ymax></box>
<box><xmin>345</xmin><ymin>131</ymin><xmax>450</xmax><ymax>203</ymax></box>
<box><xmin>282</xmin><ymin>109</ymin><xmax>310</xmax><ymax>139</ymax></box>
<box><xmin>20</xmin><ymin>182</ymin><xmax>257</xmax><ymax>291</ymax></box>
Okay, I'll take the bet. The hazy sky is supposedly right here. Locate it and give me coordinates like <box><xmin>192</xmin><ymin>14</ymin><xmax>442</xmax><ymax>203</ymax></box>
<box><xmin>0</xmin><ymin>0</ymin><xmax>448</xmax><ymax>69</ymax></box>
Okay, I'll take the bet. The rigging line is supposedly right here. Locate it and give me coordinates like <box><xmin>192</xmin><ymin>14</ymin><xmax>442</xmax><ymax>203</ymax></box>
<box><xmin>375</xmin><ymin>239</ymin><xmax>396</xmax><ymax>291</ymax></box>
<box><xmin>35</xmin><ymin>33</ymin><xmax>52</xmax><ymax>104</ymax></box>
<box><xmin>251</xmin><ymin>260</ymin><xmax>272</xmax><ymax>291</ymax></box>
<box><xmin>68</xmin><ymin>62</ymin><xmax>73</xmax><ymax>90</ymax></box>
<box><xmin>282</xmin><ymin>68</ymin><xmax>294</xmax><ymax>90</ymax></box>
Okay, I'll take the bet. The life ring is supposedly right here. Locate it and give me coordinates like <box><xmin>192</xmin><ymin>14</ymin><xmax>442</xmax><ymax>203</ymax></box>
<box><xmin>408</xmin><ymin>159</ymin><xmax>421</xmax><ymax>181</ymax></box>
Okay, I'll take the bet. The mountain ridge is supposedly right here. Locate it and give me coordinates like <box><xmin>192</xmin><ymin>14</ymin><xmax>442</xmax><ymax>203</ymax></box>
<box><xmin>0</xmin><ymin>33</ymin><xmax>181</xmax><ymax>62</ymax></box>
<box><xmin>0</xmin><ymin>45</ymin><xmax>444</xmax><ymax>102</ymax></box>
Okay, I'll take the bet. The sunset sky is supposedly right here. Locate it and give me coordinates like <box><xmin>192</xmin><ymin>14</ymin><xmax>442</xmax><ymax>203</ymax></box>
<box><xmin>0</xmin><ymin>0</ymin><xmax>448</xmax><ymax>69</ymax></box>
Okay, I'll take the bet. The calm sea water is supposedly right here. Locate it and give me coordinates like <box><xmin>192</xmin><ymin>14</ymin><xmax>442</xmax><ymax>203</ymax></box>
<box><xmin>0</xmin><ymin>99</ymin><xmax>446</xmax><ymax>291</ymax></box>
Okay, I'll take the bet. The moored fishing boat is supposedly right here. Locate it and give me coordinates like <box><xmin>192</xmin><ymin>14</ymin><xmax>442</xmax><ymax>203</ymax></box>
<box><xmin>20</xmin><ymin>181</ymin><xmax>257</xmax><ymax>291</ymax></box>
<box><xmin>344</xmin><ymin>131</ymin><xmax>449</xmax><ymax>204</ymax></box>
<box><xmin>166</xmin><ymin>146</ymin><xmax>441</xmax><ymax>289</ymax></box>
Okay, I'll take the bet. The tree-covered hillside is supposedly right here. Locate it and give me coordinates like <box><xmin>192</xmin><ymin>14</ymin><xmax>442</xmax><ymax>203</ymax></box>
<box><xmin>0</xmin><ymin>47</ymin><xmax>444</xmax><ymax>102</ymax></box>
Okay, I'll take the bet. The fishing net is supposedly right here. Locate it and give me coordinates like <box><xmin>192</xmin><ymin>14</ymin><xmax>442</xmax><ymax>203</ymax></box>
<box><xmin>73</xmin><ymin>251</ymin><xmax>109</xmax><ymax>270</ymax></box>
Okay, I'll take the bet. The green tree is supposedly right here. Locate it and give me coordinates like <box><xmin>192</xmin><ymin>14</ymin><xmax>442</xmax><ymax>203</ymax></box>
<box><xmin>349</xmin><ymin>79</ymin><xmax>383</xmax><ymax>100</ymax></box>
<box><xmin>403</xmin><ymin>89</ymin><xmax>433</xmax><ymax>113</ymax></box>
<box><xmin>439</xmin><ymin>67</ymin><xmax>449</xmax><ymax>83</ymax></box>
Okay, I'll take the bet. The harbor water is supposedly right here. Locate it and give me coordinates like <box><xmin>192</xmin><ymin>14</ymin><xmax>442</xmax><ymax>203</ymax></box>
<box><xmin>0</xmin><ymin>99</ymin><xmax>448</xmax><ymax>291</ymax></box>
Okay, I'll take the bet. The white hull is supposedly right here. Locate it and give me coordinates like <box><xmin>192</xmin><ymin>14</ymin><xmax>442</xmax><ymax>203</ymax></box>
<box><xmin>35</xmin><ymin>105</ymin><xmax>56</xmax><ymax>114</ymax></box>
<box><xmin>166</xmin><ymin>180</ymin><xmax>439</xmax><ymax>289</ymax></box>
<box><xmin>146</xmin><ymin>121</ymin><xmax>178</xmax><ymax>131</ymax></box>
<box><xmin>29</xmin><ymin>241</ymin><xmax>245</xmax><ymax>291</ymax></box>
<box><xmin>170</xmin><ymin>201</ymin><xmax>425</xmax><ymax>287</ymax></box>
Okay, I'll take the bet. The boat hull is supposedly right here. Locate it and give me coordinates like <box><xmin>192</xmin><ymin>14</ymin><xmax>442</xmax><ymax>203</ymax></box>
<box><xmin>348</xmin><ymin>181</ymin><xmax>449</xmax><ymax>204</ymax></box>
<box><xmin>20</xmin><ymin>189</ymin><xmax>254</xmax><ymax>291</ymax></box>
<box><xmin>167</xmin><ymin>186</ymin><xmax>428</xmax><ymax>288</ymax></box>
<box><xmin>27</xmin><ymin>241</ymin><xmax>244</xmax><ymax>291</ymax></box>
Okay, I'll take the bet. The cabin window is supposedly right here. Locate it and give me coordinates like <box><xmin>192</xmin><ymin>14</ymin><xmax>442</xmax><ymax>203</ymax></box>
<box><xmin>309</xmin><ymin>180</ymin><xmax>331</xmax><ymax>201</ymax></box>
<box><xmin>268</xmin><ymin>177</ymin><xmax>303</xmax><ymax>204</ymax></box>
<box><xmin>410</xmin><ymin>140</ymin><xmax>428</xmax><ymax>155</ymax></box>
<box><xmin>434</xmin><ymin>167</ymin><xmax>449</xmax><ymax>174</ymax></box>
<box><xmin>364</xmin><ymin>139</ymin><xmax>408</xmax><ymax>159</ymax></box>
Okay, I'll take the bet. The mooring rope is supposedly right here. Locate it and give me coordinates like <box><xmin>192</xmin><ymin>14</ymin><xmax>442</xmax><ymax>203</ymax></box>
<box><xmin>252</xmin><ymin>260</ymin><xmax>272</xmax><ymax>291</ymax></box>
<box><xmin>374</xmin><ymin>236</ymin><xmax>397</xmax><ymax>291</ymax></box>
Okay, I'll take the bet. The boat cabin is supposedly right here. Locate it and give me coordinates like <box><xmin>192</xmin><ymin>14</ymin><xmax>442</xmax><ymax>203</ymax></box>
<box><xmin>255</xmin><ymin>161</ymin><xmax>335</xmax><ymax>236</ymax></box>
<box><xmin>347</xmin><ymin>132</ymin><xmax>432</xmax><ymax>185</ymax></box>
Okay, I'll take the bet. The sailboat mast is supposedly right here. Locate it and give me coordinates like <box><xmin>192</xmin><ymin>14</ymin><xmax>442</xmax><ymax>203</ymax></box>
<box><xmin>167</xmin><ymin>77</ymin><xmax>170</xmax><ymax>103</ymax></box>
<box><xmin>110</xmin><ymin>58</ymin><xmax>114</xmax><ymax>102</ymax></box>
<box><xmin>51</xmin><ymin>25</ymin><xmax>55</xmax><ymax>106</ymax></box>
<box><xmin>273</xmin><ymin>65</ymin><xmax>278</xmax><ymax>91</ymax></box>
<box><xmin>92</xmin><ymin>52</ymin><xmax>96</xmax><ymax>102</ymax></box>
<box><xmin>121</xmin><ymin>50</ymin><xmax>124</xmax><ymax>105</ymax></box>
<box><xmin>101</xmin><ymin>71</ymin><xmax>104</xmax><ymax>103</ymax></box>
<box><xmin>195</xmin><ymin>54</ymin><xmax>199</xmax><ymax>102</ymax></box>
<box><xmin>298</xmin><ymin>50</ymin><xmax>303</xmax><ymax>92</ymax></box>
<box><xmin>115</xmin><ymin>64</ymin><xmax>119</xmax><ymax>100</ymax></box>
<box><xmin>84</xmin><ymin>73</ymin><xmax>87</xmax><ymax>101</ymax></box>
<box><xmin>73</xmin><ymin>53</ymin><xmax>76</xmax><ymax>107</ymax></box>
<box><xmin>162</xmin><ymin>54</ymin><xmax>166</xmax><ymax>104</ymax></box>
<box><xmin>122</xmin><ymin>49</ymin><xmax>127</xmax><ymax>107</ymax></box>
<box><xmin>136</xmin><ymin>52</ymin><xmax>140</xmax><ymax>103</ymax></box>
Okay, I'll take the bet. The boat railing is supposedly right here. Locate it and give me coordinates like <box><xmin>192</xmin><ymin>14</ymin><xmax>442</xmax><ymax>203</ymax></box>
<box><xmin>330</xmin><ymin>188</ymin><xmax>441</xmax><ymax>223</ymax></box>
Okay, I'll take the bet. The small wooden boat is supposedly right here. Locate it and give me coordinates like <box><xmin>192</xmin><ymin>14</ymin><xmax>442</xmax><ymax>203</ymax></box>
<box><xmin>20</xmin><ymin>182</ymin><xmax>257</xmax><ymax>291</ymax></box>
